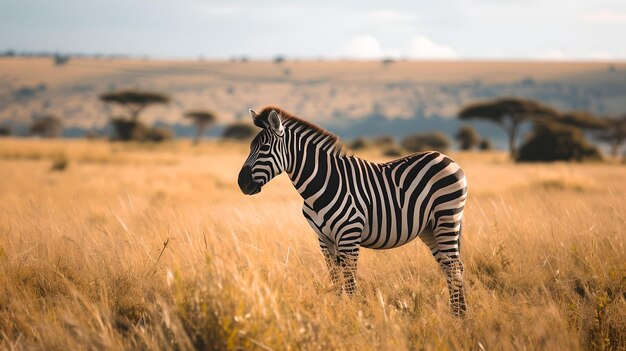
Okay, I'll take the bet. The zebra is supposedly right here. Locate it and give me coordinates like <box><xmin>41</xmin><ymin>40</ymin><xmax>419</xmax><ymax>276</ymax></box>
<box><xmin>238</xmin><ymin>106</ymin><xmax>468</xmax><ymax>316</ymax></box>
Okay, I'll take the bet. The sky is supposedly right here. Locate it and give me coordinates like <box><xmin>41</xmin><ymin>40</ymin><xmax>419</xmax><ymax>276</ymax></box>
<box><xmin>1</xmin><ymin>0</ymin><xmax>625</xmax><ymax>60</ymax></box>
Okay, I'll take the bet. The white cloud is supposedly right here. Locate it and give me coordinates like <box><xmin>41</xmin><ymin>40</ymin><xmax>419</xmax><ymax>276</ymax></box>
<box><xmin>587</xmin><ymin>50</ymin><xmax>612</xmax><ymax>60</ymax></box>
<box><xmin>581</xmin><ymin>9</ymin><xmax>626</xmax><ymax>23</ymax></box>
<box><xmin>537</xmin><ymin>49</ymin><xmax>567</xmax><ymax>60</ymax></box>
<box><xmin>344</xmin><ymin>35</ymin><xmax>399</xmax><ymax>59</ymax></box>
<box><xmin>344</xmin><ymin>34</ymin><xmax>458</xmax><ymax>60</ymax></box>
<box><xmin>406</xmin><ymin>35</ymin><xmax>458</xmax><ymax>59</ymax></box>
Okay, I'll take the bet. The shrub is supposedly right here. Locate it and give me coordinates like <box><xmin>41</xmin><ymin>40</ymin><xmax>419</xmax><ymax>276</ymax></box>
<box><xmin>479</xmin><ymin>138</ymin><xmax>492</xmax><ymax>151</ymax></box>
<box><xmin>383</xmin><ymin>146</ymin><xmax>404</xmax><ymax>157</ymax></box>
<box><xmin>110</xmin><ymin>118</ymin><xmax>149</xmax><ymax>141</ymax></box>
<box><xmin>401</xmin><ymin>131</ymin><xmax>450</xmax><ymax>152</ymax></box>
<box><xmin>517</xmin><ymin>122</ymin><xmax>601</xmax><ymax>162</ymax></box>
<box><xmin>50</xmin><ymin>155</ymin><xmax>68</xmax><ymax>171</ymax></box>
<box><xmin>455</xmin><ymin>125</ymin><xmax>480</xmax><ymax>150</ymax></box>
<box><xmin>0</xmin><ymin>125</ymin><xmax>11</xmax><ymax>137</ymax></box>
<box><xmin>147</xmin><ymin>127</ymin><xmax>173</xmax><ymax>142</ymax></box>
<box><xmin>372</xmin><ymin>135</ymin><xmax>396</xmax><ymax>148</ymax></box>
<box><xmin>222</xmin><ymin>123</ymin><xmax>257</xmax><ymax>141</ymax></box>
<box><xmin>30</xmin><ymin>115</ymin><xmax>63</xmax><ymax>138</ymax></box>
<box><xmin>53</xmin><ymin>54</ymin><xmax>70</xmax><ymax>66</ymax></box>
<box><xmin>350</xmin><ymin>137</ymin><xmax>371</xmax><ymax>150</ymax></box>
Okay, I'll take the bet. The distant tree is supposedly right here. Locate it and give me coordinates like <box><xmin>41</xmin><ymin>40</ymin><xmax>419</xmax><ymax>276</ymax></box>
<box><xmin>184</xmin><ymin>110</ymin><xmax>217</xmax><ymax>145</ymax></box>
<box><xmin>53</xmin><ymin>54</ymin><xmax>70</xmax><ymax>66</ymax></box>
<box><xmin>350</xmin><ymin>137</ymin><xmax>371</xmax><ymax>150</ymax></box>
<box><xmin>556</xmin><ymin>111</ymin><xmax>608</xmax><ymax>130</ymax></box>
<box><xmin>455</xmin><ymin>125</ymin><xmax>480</xmax><ymax>150</ymax></box>
<box><xmin>459</xmin><ymin>98</ymin><xmax>559</xmax><ymax>158</ymax></box>
<box><xmin>100</xmin><ymin>90</ymin><xmax>170</xmax><ymax>141</ymax></box>
<box><xmin>1</xmin><ymin>49</ymin><xmax>16</xmax><ymax>57</ymax></box>
<box><xmin>222</xmin><ymin>123</ymin><xmax>256</xmax><ymax>141</ymax></box>
<box><xmin>30</xmin><ymin>115</ymin><xmax>63</xmax><ymax>138</ymax></box>
<box><xmin>595</xmin><ymin>115</ymin><xmax>626</xmax><ymax>157</ymax></box>
<box><xmin>0</xmin><ymin>125</ymin><xmax>12</xmax><ymax>137</ymax></box>
<box><xmin>99</xmin><ymin>90</ymin><xmax>170</xmax><ymax>122</ymax></box>
<box><xmin>274</xmin><ymin>55</ymin><xmax>286</xmax><ymax>64</ymax></box>
<box><xmin>372</xmin><ymin>135</ymin><xmax>396</xmax><ymax>148</ymax></box>
<box><xmin>110</xmin><ymin>117</ymin><xmax>149</xmax><ymax>141</ymax></box>
<box><xmin>401</xmin><ymin>131</ymin><xmax>450</xmax><ymax>152</ymax></box>
<box><xmin>146</xmin><ymin>127</ymin><xmax>173</xmax><ymax>142</ymax></box>
<box><xmin>383</xmin><ymin>145</ymin><xmax>404</xmax><ymax>157</ymax></box>
<box><xmin>517</xmin><ymin>121</ymin><xmax>601</xmax><ymax>162</ymax></box>
<box><xmin>478</xmin><ymin>138</ymin><xmax>492</xmax><ymax>151</ymax></box>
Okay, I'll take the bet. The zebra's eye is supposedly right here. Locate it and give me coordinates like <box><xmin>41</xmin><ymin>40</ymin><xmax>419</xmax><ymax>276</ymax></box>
<box><xmin>260</xmin><ymin>145</ymin><xmax>271</xmax><ymax>152</ymax></box>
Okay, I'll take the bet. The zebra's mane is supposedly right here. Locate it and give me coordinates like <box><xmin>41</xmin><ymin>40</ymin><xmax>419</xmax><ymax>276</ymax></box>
<box><xmin>257</xmin><ymin>106</ymin><xmax>347</xmax><ymax>157</ymax></box>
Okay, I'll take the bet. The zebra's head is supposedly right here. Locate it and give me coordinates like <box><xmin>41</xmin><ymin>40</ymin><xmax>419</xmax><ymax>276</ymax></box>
<box><xmin>238</xmin><ymin>108</ymin><xmax>286</xmax><ymax>195</ymax></box>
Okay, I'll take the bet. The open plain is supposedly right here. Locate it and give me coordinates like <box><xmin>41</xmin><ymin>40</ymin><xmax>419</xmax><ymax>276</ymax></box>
<box><xmin>0</xmin><ymin>139</ymin><xmax>624</xmax><ymax>350</ymax></box>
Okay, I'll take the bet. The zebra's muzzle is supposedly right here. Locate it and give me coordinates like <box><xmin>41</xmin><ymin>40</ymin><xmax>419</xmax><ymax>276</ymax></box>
<box><xmin>238</xmin><ymin>166</ymin><xmax>262</xmax><ymax>195</ymax></box>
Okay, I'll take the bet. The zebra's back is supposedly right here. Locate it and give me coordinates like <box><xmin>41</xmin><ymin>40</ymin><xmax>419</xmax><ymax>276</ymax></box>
<box><xmin>359</xmin><ymin>151</ymin><xmax>467</xmax><ymax>249</ymax></box>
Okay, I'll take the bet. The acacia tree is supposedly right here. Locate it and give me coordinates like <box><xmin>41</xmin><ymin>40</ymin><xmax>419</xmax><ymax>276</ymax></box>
<box><xmin>184</xmin><ymin>110</ymin><xmax>217</xmax><ymax>145</ymax></box>
<box><xmin>99</xmin><ymin>90</ymin><xmax>170</xmax><ymax>122</ymax></box>
<box><xmin>458</xmin><ymin>98</ymin><xmax>559</xmax><ymax>158</ymax></box>
<box><xmin>30</xmin><ymin>115</ymin><xmax>63</xmax><ymax>138</ymax></box>
<box><xmin>596</xmin><ymin>115</ymin><xmax>626</xmax><ymax>157</ymax></box>
<box><xmin>100</xmin><ymin>90</ymin><xmax>170</xmax><ymax>141</ymax></box>
<box><xmin>556</xmin><ymin>111</ymin><xmax>607</xmax><ymax>130</ymax></box>
<box><xmin>455</xmin><ymin>125</ymin><xmax>480</xmax><ymax>150</ymax></box>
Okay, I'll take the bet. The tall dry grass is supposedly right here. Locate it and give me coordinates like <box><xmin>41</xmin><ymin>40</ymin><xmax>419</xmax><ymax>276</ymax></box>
<box><xmin>0</xmin><ymin>139</ymin><xmax>624</xmax><ymax>350</ymax></box>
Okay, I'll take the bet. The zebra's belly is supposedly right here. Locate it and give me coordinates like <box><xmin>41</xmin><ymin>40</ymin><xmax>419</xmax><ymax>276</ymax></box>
<box><xmin>359</xmin><ymin>209</ymin><xmax>427</xmax><ymax>250</ymax></box>
<box><xmin>360</xmin><ymin>230</ymin><xmax>423</xmax><ymax>250</ymax></box>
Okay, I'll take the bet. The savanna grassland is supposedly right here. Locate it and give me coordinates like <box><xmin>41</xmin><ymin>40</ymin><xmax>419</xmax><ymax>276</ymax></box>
<box><xmin>0</xmin><ymin>138</ymin><xmax>624</xmax><ymax>350</ymax></box>
<box><xmin>2</xmin><ymin>58</ymin><xmax>625</xmax><ymax>132</ymax></box>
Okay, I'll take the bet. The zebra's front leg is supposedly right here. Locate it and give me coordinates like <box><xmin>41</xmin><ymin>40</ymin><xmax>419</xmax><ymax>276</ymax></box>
<box><xmin>338</xmin><ymin>247</ymin><xmax>360</xmax><ymax>295</ymax></box>
<box><xmin>335</xmin><ymin>229</ymin><xmax>362</xmax><ymax>295</ymax></box>
<box><xmin>320</xmin><ymin>246</ymin><xmax>342</xmax><ymax>292</ymax></box>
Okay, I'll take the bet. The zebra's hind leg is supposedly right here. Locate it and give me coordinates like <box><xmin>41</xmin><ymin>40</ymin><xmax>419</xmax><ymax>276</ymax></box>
<box><xmin>439</xmin><ymin>254</ymin><xmax>466</xmax><ymax>317</ymax></box>
<box><xmin>420</xmin><ymin>226</ymin><xmax>467</xmax><ymax>317</ymax></box>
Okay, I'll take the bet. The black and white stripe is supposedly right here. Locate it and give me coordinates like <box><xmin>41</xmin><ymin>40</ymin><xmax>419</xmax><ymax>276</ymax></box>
<box><xmin>238</xmin><ymin>107</ymin><xmax>468</xmax><ymax>316</ymax></box>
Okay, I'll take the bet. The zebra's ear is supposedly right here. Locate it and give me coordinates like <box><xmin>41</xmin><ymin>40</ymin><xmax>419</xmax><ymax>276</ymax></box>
<box><xmin>249</xmin><ymin>109</ymin><xmax>259</xmax><ymax>122</ymax></box>
<box><xmin>250</xmin><ymin>109</ymin><xmax>267</xmax><ymax>128</ymax></box>
<box><xmin>268</xmin><ymin>110</ymin><xmax>284</xmax><ymax>136</ymax></box>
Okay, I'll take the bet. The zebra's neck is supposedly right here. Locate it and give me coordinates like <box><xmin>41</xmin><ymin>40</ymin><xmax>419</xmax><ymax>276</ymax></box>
<box><xmin>283</xmin><ymin>125</ymin><xmax>348</xmax><ymax>205</ymax></box>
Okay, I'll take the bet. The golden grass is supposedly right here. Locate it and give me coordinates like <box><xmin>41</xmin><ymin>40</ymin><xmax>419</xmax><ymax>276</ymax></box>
<box><xmin>0</xmin><ymin>139</ymin><xmax>624</xmax><ymax>350</ymax></box>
